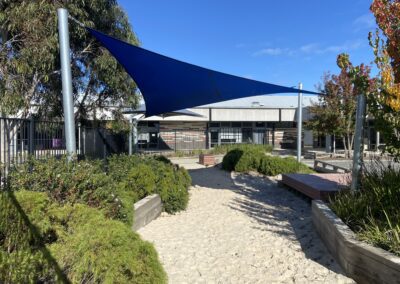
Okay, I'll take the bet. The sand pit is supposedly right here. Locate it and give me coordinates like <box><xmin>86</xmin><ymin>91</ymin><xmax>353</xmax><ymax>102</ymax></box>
<box><xmin>138</xmin><ymin>160</ymin><xmax>354</xmax><ymax>283</ymax></box>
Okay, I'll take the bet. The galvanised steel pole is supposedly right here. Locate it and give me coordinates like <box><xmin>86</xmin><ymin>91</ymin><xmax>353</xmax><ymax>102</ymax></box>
<box><xmin>57</xmin><ymin>8</ymin><xmax>76</xmax><ymax>159</ymax></box>
<box><xmin>351</xmin><ymin>94</ymin><xmax>366</xmax><ymax>191</ymax></box>
<box><xmin>297</xmin><ymin>83</ymin><xmax>303</xmax><ymax>162</ymax></box>
<box><xmin>128</xmin><ymin>118</ymin><xmax>133</xmax><ymax>155</ymax></box>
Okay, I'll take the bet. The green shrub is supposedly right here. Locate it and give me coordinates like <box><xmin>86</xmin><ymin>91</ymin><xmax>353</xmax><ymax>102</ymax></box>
<box><xmin>212</xmin><ymin>143</ymin><xmax>273</xmax><ymax>155</ymax></box>
<box><xmin>330</xmin><ymin>160</ymin><xmax>400</xmax><ymax>256</ymax></box>
<box><xmin>144</xmin><ymin>158</ymin><xmax>190</xmax><ymax>213</ymax></box>
<box><xmin>8</xmin><ymin>157</ymin><xmax>125</xmax><ymax>222</ymax></box>
<box><xmin>162</xmin><ymin>167</ymin><xmax>190</xmax><ymax>213</ymax></box>
<box><xmin>234</xmin><ymin>149</ymin><xmax>263</xmax><ymax>172</ymax></box>
<box><xmin>222</xmin><ymin>148</ymin><xmax>312</xmax><ymax>175</ymax></box>
<box><xmin>107</xmin><ymin>154</ymin><xmax>141</xmax><ymax>182</ymax></box>
<box><xmin>222</xmin><ymin>149</ymin><xmax>244</xmax><ymax>171</ymax></box>
<box><xmin>222</xmin><ymin>147</ymin><xmax>264</xmax><ymax>172</ymax></box>
<box><xmin>167</xmin><ymin>143</ymin><xmax>273</xmax><ymax>157</ymax></box>
<box><xmin>108</xmin><ymin>154</ymin><xmax>191</xmax><ymax>215</ymax></box>
<box><xmin>0</xmin><ymin>190</ymin><xmax>167</xmax><ymax>283</ymax></box>
<box><xmin>119</xmin><ymin>163</ymin><xmax>157</xmax><ymax>200</ymax></box>
<box><xmin>8</xmin><ymin>154</ymin><xmax>191</xmax><ymax>226</ymax></box>
<box><xmin>0</xmin><ymin>191</ymin><xmax>57</xmax><ymax>283</ymax></box>
<box><xmin>258</xmin><ymin>156</ymin><xmax>314</xmax><ymax>176</ymax></box>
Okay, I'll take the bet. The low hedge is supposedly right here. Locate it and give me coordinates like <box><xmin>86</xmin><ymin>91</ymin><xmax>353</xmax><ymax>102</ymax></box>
<box><xmin>171</xmin><ymin>143</ymin><xmax>273</xmax><ymax>157</ymax></box>
<box><xmin>9</xmin><ymin>155</ymin><xmax>191</xmax><ymax>225</ymax></box>
<box><xmin>211</xmin><ymin>144</ymin><xmax>273</xmax><ymax>155</ymax></box>
<box><xmin>222</xmin><ymin>148</ymin><xmax>313</xmax><ymax>175</ymax></box>
<box><xmin>0</xmin><ymin>190</ymin><xmax>167</xmax><ymax>283</ymax></box>
<box><xmin>258</xmin><ymin>156</ymin><xmax>314</xmax><ymax>176</ymax></box>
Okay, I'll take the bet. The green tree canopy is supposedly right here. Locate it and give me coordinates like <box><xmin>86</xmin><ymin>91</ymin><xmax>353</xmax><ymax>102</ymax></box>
<box><xmin>307</xmin><ymin>53</ymin><xmax>375</xmax><ymax>156</ymax></box>
<box><xmin>307</xmin><ymin>53</ymin><xmax>357</xmax><ymax>156</ymax></box>
<box><xmin>0</xmin><ymin>0</ymin><xmax>139</xmax><ymax>123</ymax></box>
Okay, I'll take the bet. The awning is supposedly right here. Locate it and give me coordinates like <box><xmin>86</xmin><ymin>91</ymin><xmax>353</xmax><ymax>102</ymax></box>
<box><xmin>88</xmin><ymin>28</ymin><xmax>319</xmax><ymax>117</ymax></box>
<box><xmin>123</xmin><ymin>105</ymin><xmax>204</xmax><ymax>118</ymax></box>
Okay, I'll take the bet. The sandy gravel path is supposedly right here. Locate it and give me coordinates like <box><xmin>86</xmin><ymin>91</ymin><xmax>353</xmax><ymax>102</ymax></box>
<box><xmin>138</xmin><ymin>160</ymin><xmax>353</xmax><ymax>283</ymax></box>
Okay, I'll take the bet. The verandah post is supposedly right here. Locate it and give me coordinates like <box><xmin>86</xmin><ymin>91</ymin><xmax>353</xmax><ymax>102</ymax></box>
<box><xmin>297</xmin><ymin>82</ymin><xmax>303</xmax><ymax>162</ymax></box>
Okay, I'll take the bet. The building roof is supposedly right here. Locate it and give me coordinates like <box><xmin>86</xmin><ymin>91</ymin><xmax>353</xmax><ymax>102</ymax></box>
<box><xmin>197</xmin><ymin>95</ymin><xmax>318</xmax><ymax>109</ymax></box>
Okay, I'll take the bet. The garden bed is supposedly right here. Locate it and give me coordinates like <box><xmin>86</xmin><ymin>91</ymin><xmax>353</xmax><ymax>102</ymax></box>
<box><xmin>312</xmin><ymin>200</ymin><xmax>400</xmax><ymax>284</ymax></box>
<box><xmin>1</xmin><ymin>154</ymin><xmax>191</xmax><ymax>283</ymax></box>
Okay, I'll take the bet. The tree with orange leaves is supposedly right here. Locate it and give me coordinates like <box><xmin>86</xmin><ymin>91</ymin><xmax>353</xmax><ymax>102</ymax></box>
<box><xmin>369</xmin><ymin>0</ymin><xmax>400</xmax><ymax>159</ymax></box>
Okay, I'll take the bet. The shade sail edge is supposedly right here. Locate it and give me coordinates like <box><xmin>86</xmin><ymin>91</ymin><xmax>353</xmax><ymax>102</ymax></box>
<box><xmin>87</xmin><ymin>28</ymin><xmax>321</xmax><ymax>117</ymax></box>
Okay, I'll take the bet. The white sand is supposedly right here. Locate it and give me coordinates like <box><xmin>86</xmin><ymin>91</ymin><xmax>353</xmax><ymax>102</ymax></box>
<box><xmin>139</xmin><ymin>160</ymin><xmax>354</xmax><ymax>283</ymax></box>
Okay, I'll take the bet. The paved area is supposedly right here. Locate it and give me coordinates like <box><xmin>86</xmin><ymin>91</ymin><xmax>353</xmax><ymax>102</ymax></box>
<box><xmin>139</xmin><ymin>160</ymin><xmax>354</xmax><ymax>283</ymax></box>
<box><xmin>303</xmin><ymin>157</ymin><xmax>399</xmax><ymax>172</ymax></box>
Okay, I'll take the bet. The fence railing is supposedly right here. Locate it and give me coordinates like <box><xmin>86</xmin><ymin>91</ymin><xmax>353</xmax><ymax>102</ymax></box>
<box><xmin>0</xmin><ymin>117</ymin><xmax>127</xmax><ymax>180</ymax></box>
<box><xmin>0</xmin><ymin>117</ymin><xmax>70</xmax><ymax>179</ymax></box>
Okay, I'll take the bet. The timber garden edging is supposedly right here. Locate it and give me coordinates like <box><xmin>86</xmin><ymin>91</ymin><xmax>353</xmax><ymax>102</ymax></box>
<box><xmin>312</xmin><ymin>200</ymin><xmax>400</xmax><ymax>284</ymax></box>
<box><xmin>132</xmin><ymin>194</ymin><xmax>162</xmax><ymax>231</ymax></box>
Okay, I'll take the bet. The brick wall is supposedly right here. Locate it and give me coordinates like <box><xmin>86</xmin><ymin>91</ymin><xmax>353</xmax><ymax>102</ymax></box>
<box><xmin>158</xmin><ymin>122</ymin><xmax>207</xmax><ymax>150</ymax></box>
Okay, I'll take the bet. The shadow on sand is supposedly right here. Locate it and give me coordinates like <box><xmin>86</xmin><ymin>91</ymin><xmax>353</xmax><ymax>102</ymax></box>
<box><xmin>188</xmin><ymin>165</ymin><xmax>347</xmax><ymax>276</ymax></box>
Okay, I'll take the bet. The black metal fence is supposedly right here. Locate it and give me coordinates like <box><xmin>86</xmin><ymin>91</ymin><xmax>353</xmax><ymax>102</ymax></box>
<box><xmin>0</xmin><ymin>117</ymin><xmax>127</xmax><ymax>180</ymax></box>
<box><xmin>0</xmin><ymin>118</ymin><xmax>68</xmax><ymax>176</ymax></box>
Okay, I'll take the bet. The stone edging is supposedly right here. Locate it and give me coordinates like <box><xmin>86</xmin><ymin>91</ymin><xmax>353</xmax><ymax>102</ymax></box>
<box><xmin>312</xmin><ymin>200</ymin><xmax>400</xmax><ymax>284</ymax></box>
<box><xmin>132</xmin><ymin>194</ymin><xmax>162</xmax><ymax>231</ymax></box>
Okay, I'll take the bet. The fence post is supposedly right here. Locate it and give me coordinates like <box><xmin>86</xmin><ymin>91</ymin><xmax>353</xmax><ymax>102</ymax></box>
<box><xmin>128</xmin><ymin>118</ymin><xmax>138</xmax><ymax>155</ymax></box>
<box><xmin>28</xmin><ymin>117</ymin><xmax>35</xmax><ymax>155</ymax></box>
<box><xmin>128</xmin><ymin>119</ymin><xmax>133</xmax><ymax>155</ymax></box>
<box><xmin>174</xmin><ymin>130</ymin><xmax>177</xmax><ymax>152</ymax></box>
<box><xmin>77</xmin><ymin>122</ymin><xmax>81</xmax><ymax>156</ymax></box>
<box><xmin>272</xmin><ymin>125</ymin><xmax>275</xmax><ymax>148</ymax></box>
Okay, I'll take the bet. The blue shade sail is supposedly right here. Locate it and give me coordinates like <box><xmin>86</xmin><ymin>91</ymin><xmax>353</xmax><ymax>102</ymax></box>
<box><xmin>88</xmin><ymin>28</ymin><xmax>319</xmax><ymax>117</ymax></box>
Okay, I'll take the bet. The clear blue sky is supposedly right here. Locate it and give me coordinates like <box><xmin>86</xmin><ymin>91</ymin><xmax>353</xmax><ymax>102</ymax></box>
<box><xmin>118</xmin><ymin>0</ymin><xmax>376</xmax><ymax>92</ymax></box>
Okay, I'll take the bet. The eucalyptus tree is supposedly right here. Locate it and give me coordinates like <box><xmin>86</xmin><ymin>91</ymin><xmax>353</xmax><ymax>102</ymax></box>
<box><xmin>0</xmin><ymin>0</ymin><xmax>139</xmax><ymax>123</ymax></box>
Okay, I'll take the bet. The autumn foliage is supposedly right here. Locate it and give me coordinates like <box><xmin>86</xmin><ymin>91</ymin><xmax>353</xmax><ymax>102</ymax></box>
<box><xmin>369</xmin><ymin>0</ymin><xmax>400</xmax><ymax>159</ymax></box>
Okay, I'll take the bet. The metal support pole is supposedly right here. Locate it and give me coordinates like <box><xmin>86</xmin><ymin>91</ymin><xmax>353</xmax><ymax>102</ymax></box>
<box><xmin>133</xmin><ymin>119</ymin><xmax>138</xmax><ymax>153</ymax></box>
<box><xmin>325</xmin><ymin>134</ymin><xmax>331</xmax><ymax>153</ymax></box>
<box><xmin>78</xmin><ymin>122</ymin><xmax>81</xmax><ymax>155</ymax></box>
<box><xmin>128</xmin><ymin>117</ymin><xmax>138</xmax><ymax>155</ymax></box>
<box><xmin>28</xmin><ymin>116</ymin><xmax>35</xmax><ymax>155</ymax></box>
<box><xmin>57</xmin><ymin>8</ymin><xmax>76</xmax><ymax>160</ymax></box>
<box><xmin>128</xmin><ymin>118</ymin><xmax>133</xmax><ymax>155</ymax></box>
<box><xmin>376</xmin><ymin>131</ymin><xmax>380</xmax><ymax>151</ymax></box>
<box><xmin>351</xmin><ymin>94</ymin><xmax>366</xmax><ymax>191</ymax></box>
<box><xmin>297</xmin><ymin>83</ymin><xmax>303</xmax><ymax>162</ymax></box>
